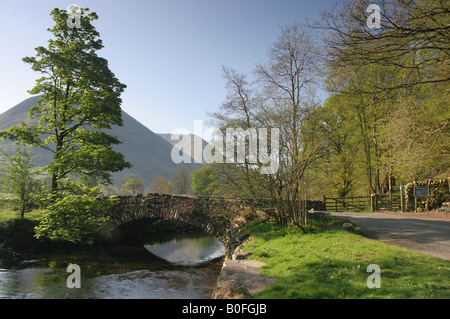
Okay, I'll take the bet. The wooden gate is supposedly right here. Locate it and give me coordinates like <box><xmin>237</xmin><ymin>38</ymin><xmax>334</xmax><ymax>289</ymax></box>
<box><xmin>323</xmin><ymin>196</ymin><xmax>370</xmax><ymax>212</ymax></box>
<box><xmin>324</xmin><ymin>194</ymin><xmax>401</xmax><ymax>212</ymax></box>
<box><xmin>374</xmin><ymin>194</ymin><xmax>401</xmax><ymax>211</ymax></box>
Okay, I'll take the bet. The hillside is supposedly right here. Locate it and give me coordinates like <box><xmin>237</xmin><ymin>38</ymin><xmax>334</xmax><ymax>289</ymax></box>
<box><xmin>0</xmin><ymin>95</ymin><xmax>202</xmax><ymax>187</ymax></box>
<box><xmin>158</xmin><ymin>133</ymin><xmax>208</xmax><ymax>164</ymax></box>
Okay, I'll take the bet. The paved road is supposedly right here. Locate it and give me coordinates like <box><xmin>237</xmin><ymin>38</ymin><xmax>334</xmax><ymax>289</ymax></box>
<box><xmin>331</xmin><ymin>212</ymin><xmax>450</xmax><ymax>260</ymax></box>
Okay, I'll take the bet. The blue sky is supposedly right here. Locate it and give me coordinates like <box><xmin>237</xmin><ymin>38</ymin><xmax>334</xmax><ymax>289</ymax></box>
<box><xmin>0</xmin><ymin>0</ymin><xmax>335</xmax><ymax>134</ymax></box>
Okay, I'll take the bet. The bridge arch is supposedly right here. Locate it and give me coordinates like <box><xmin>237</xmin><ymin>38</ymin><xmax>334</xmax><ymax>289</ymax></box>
<box><xmin>100</xmin><ymin>193</ymin><xmax>325</xmax><ymax>257</ymax></box>
<box><xmin>103</xmin><ymin>193</ymin><xmax>249</xmax><ymax>250</ymax></box>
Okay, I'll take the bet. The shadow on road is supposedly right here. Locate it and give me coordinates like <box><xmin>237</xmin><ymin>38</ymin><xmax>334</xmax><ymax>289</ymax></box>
<box><xmin>331</xmin><ymin>213</ymin><xmax>450</xmax><ymax>260</ymax></box>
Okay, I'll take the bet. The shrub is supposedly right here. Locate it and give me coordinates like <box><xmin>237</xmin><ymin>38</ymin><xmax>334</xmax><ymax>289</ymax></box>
<box><xmin>34</xmin><ymin>195</ymin><xmax>117</xmax><ymax>245</ymax></box>
<box><xmin>0</xmin><ymin>218</ymin><xmax>39</xmax><ymax>250</ymax></box>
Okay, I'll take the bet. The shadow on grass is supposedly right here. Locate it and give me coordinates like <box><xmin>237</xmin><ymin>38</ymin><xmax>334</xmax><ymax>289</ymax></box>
<box><xmin>254</xmin><ymin>254</ymin><xmax>450</xmax><ymax>299</ymax></box>
<box><xmin>243</xmin><ymin>217</ymin><xmax>450</xmax><ymax>299</ymax></box>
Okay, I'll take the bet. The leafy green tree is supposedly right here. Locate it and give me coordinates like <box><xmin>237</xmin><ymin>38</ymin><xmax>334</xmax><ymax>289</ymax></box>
<box><xmin>306</xmin><ymin>93</ymin><xmax>371</xmax><ymax>198</ymax></box>
<box><xmin>318</xmin><ymin>0</ymin><xmax>449</xmax><ymax>187</ymax></box>
<box><xmin>319</xmin><ymin>54</ymin><xmax>448</xmax><ymax>193</ymax></box>
<box><xmin>191</xmin><ymin>165</ymin><xmax>221</xmax><ymax>196</ymax></box>
<box><xmin>34</xmin><ymin>194</ymin><xmax>117</xmax><ymax>245</ymax></box>
<box><xmin>0</xmin><ymin>146</ymin><xmax>42</xmax><ymax>218</ymax></box>
<box><xmin>0</xmin><ymin>7</ymin><xmax>131</xmax><ymax>194</ymax></box>
<box><xmin>78</xmin><ymin>174</ymin><xmax>99</xmax><ymax>189</ymax></box>
<box><xmin>122</xmin><ymin>174</ymin><xmax>145</xmax><ymax>195</ymax></box>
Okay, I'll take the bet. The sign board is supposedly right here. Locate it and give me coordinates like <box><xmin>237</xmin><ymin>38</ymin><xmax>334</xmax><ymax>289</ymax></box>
<box><xmin>414</xmin><ymin>186</ymin><xmax>429</xmax><ymax>197</ymax></box>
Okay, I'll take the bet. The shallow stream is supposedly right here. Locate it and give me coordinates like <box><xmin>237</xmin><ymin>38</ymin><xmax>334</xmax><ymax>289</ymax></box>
<box><xmin>0</xmin><ymin>232</ymin><xmax>225</xmax><ymax>299</ymax></box>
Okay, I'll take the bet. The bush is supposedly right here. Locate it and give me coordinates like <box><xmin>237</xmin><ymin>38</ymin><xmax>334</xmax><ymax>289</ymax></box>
<box><xmin>0</xmin><ymin>218</ymin><xmax>39</xmax><ymax>250</ymax></box>
<box><xmin>34</xmin><ymin>195</ymin><xmax>117</xmax><ymax>245</ymax></box>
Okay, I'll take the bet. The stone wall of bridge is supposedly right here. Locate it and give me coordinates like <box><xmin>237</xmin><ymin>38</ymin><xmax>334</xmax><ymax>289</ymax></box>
<box><xmin>103</xmin><ymin>194</ymin><xmax>255</xmax><ymax>245</ymax></box>
<box><xmin>99</xmin><ymin>193</ymin><xmax>325</xmax><ymax>255</ymax></box>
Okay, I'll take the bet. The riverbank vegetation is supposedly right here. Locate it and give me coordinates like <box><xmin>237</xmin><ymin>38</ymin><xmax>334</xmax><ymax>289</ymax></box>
<box><xmin>0</xmin><ymin>183</ymin><xmax>117</xmax><ymax>248</ymax></box>
<box><xmin>0</xmin><ymin>7</ymin><xmax>130</xmax><ymax>248</ymax></box>
<box><xmin>242</xmin><ymin>215</ymin><xmax>450</xmax><ymax>299</ymax></box>
<box><xmin>192</xmin><ymin>0</ymin><xmax>449</xmax><ymax>225</ymax></box>
<box><xmin>0</xmin><ymin>1</ymin><xmax>448</xmax><ymax>299</ymax></box>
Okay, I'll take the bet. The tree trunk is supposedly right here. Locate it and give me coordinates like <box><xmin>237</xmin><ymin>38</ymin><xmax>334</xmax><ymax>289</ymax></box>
<box><xmin>51</xmin><ymin>173</ymin><xmax>57</xmax><ymax>195</ymax></box>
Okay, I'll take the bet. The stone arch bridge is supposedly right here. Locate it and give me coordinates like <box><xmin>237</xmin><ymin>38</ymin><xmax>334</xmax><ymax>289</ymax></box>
<box><xmin>100</xmin><ymin>193</ymin><xmax>324</xmax><ymax>256</ymax></box>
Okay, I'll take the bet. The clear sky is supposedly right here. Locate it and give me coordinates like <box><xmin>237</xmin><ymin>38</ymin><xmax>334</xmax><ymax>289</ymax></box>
<box><xmin>0</xmin><ymin>0</ymin><xmax>335</xmax><ymax>134</ymax></box>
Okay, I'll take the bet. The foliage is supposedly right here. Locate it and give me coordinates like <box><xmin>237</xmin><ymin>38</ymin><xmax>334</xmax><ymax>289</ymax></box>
<box><xmin>305</xmin><ymin>0</ymin><xmax>450</xmax><ymax>196</ymax></box>
<box><xmin>77</xmin><ymin>174</ymin><xmax>100</xmax><ymax>189</ymax></box>
<box><xmin>0</xmin><ymin>146</ymin><xmax>42</xmax><ymax>218</ymax></box>
<box><xmin>305</xmin><ymin>99</ymin><xmax>359</xmax><ymax>197</ymax></box>
<box><xmin>191</xmin><ymin>164</ymin><xmax>222</xmax><ymax>196</ymax></box>
<box><xmin>207</xmin><ymin>2</ymin><xmax>448</xmax><ymax>205</ymax></box>
<box><xmin>57</xmin><ymin>178</ymin><xmax>103</xmax><ymax>196</ymax></box>
<box><xmin>121</xmin><ymin>174</ymin><xmax>145</xmax><ymax>195</ymax></box>
<box><xmin>34</xmin><ymin>194</ymin><xmax>117</xmax><ymax>245</ymax></box>
<box><xmin>36</xmin><ymin>178</ymin><xmax>103</xmax><ymax>209</ymax></box>
<box><xmin>0</xmin><ymin>218</ymin><xmax>39</xmax><ymax>250</ymax></box>
<box><xmin>0</xmin><ymin>7</ymin><xmax>130</xmax><ymax>194</ymax></box>
<box><xmin>150</xmin><ymin>175</ymin><xmax>171</xmax><ymax>194</ymax></box>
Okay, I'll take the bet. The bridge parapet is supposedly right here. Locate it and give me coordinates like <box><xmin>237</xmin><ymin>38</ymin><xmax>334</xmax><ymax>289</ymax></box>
<box><xmin>102</xmin><ymin>193</ymin><xmax>254</xmax><ymax>248</ymax></box>
<box><xmin>99</xmin><ymin>193</ymin><xmax>324</xmax><ymax>257</ymax></box>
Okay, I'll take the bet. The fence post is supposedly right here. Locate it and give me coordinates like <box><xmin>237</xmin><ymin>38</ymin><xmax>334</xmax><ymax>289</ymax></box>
<box><xmin>414</xmin><ymin>196</ymin><xmax>418</xmax><ymax>212</ymax></box>
<box><xmin>371</xmin><ymin>193</ymin><xmax>376</xmax><ymax>212</ymax></box>
<box><xmin>400</xmin><ymin>185</ymin><xmax>404</xmax><ymax>213</ymax></box>
<box><xmin>322</xmin><ymin>195</ymin><xmax>326</xmax><ymax>211</ymax></box>
<box><xmin>389</xmin><ymin>192</ymin><xmax>392</xmax><ymax>211</ymax></box>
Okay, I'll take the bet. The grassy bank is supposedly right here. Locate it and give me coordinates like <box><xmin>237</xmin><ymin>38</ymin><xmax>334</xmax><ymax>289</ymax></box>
<box><xmin>242</xmin><ymin>214</ymin><xmax>450</xmax><ymax>299</ymax></box>
<box><xmin>0</xmin><ymin>208</ymin><xmax>41</xmax><ymax>250</ymax></box>
<box><xmin>0</xmin><ymin>209</ymin><xmax>41</xmax><ymax>223</ymax></box>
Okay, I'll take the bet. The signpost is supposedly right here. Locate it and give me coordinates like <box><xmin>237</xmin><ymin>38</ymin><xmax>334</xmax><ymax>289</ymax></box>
<box><xmin>414</xmin><ymin>186</ymin><xmax>429</xmax><ymax>197</ymax></box>
<box><xmin>413</xmin><ymin>186</ymin><xmax>429</xmax><ymax>212</ymax></box>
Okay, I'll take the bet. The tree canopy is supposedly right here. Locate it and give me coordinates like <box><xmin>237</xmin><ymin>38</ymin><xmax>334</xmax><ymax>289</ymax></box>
<box><xmin>198</xmin><ymin>1</ymin><xmax>448</xmax><ymax>225</ymax></box>
<box><xmin>0</xmin><ymin>7</ymin><xmax>131</xmax><ymax>194</ymax></box>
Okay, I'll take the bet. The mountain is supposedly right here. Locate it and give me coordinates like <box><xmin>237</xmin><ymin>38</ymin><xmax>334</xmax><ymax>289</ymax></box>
<box><xmin>0</xmin><ymin>95</ymin><xmax>203</xmax><ymax>187</ymax></box>
<box><xmin>158</xmin><ymin>133</ymin><xmax>209</xmax><ymax>164</ymax></box>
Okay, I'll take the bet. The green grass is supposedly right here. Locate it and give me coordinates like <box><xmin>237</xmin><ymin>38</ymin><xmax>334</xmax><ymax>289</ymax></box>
<box><xmin>0</xmin><ymin>208</ymin><xmax>42</xmax><ymax>250</ymax></box>
<box><xmin>0</xmin><ymin>208</ymin><xmax>42</xmax><ymax>223</ymax></box>
<box><xmin>242</xmin><ymin>217</ymin><xmax>450</xmax><ymax>299</ymax></box>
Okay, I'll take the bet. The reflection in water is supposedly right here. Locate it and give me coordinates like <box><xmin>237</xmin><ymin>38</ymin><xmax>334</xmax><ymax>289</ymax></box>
<box><xmin>0</xmin><ymin>233</ymin><xmax>224</xmax><ymax>299</ymax></box>
<box><xmin>144</xmin><ymin>236</ymin><xmax>225</xmax><ymax>265</ymax></box>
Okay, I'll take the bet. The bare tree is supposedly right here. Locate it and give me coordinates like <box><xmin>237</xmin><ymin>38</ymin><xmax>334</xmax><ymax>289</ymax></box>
<box><xmin>317</xmin><ymin>0</ymin><xmax>450</xmax><ymax>93</ymax></box>
<box><xmin>255</xmin><ymin>23</ymin><xmax>321</xmax><ymax>226</ymax></box>
<box><xmin>208</xmin><ymin>22</ymin><xmax>323</xmax><ymax>226</ymax></box>
<box><xmin>150</xmin><ymin>175</ymin><xmax>171</xmax><ymax>194</ymax></box>
<box><xmin>170</xmin><ymin>165</ymin><xmax>192</xmax><ymax>195</ymax></box>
